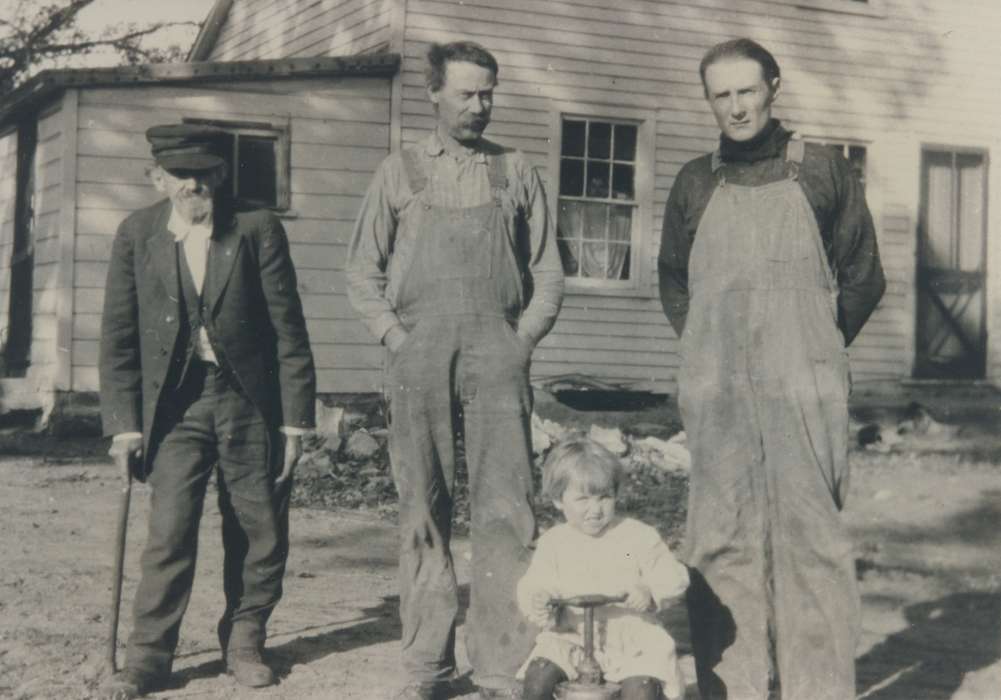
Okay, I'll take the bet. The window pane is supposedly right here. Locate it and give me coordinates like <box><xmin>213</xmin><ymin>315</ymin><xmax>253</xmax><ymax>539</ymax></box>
<box><xmin>609</xmin><ymin>205</ymin><xmax>633</xmax><ymax>242</ymax></box>
<box><xmin>923</xmin><ymin>151</ymin><xmax>954</xmax><ymax>268</ymax></box>
<box><xmin>957</xmin><ymin>153</ymin><xmax>985</xmax><ymax>272</ymax></box>
<box><xmin>560</xmin><ymin>158</ymin><xmax>584</xmax><ymax>196</ymax></box>
<box><xmin>558</xmin><ymin>236</ymin><xmax>580</xmax><ymax>275</ymax></box>
<box><xmin>557</xmin><ymin>200</ymin><xmax>584</xmax><ymax>276</ymax></box>
<box><xmin>216</xmin><ymin>131</ymin><xmax>237</xmax><ymax>197</ymax></box>
<box><xmin>614</xmin><ymin>124</ymin><xmax>637</xmax><ymax>162</ymax></box>
<box><xmin>579</xmin><ymin>240</ymin><xmax>606</xmax><ymax>278</ymax></box>
<box><xmin>238</xmin><ymin>136</ymin><xmax>278</xmax><ymax>206</ymax></box>
<box><xmin>585</xmin><ymin>160</ymin><xmax>610</xmax><ymax>198</ymax></box>
<box><xmin>558</xmin><ymin>200</ymin><xmax>584</xmax><ymax>241</ymax></box>
<box><xmin>612</xmin><ymin>164</ymin><xmax>634</xmax><ymax>200</ymax></box>
<box><xmin>588</xmin><ymin>121</ymin><xmax>611</xmax><ymax>160</ymax></box>
<box><xmin>579</xmin><ymin>201</ymin><xmax>608</xmax><ymax>240</ymax></box>
<box><xmin>562</xmin><ymin>120</ymin><xmax>586</xmax><ymax>157</ymax></box>
<box><xmin>608</xmin><ymin>242</ymin><xmax>631</xmax><ymax>280</ymax></box>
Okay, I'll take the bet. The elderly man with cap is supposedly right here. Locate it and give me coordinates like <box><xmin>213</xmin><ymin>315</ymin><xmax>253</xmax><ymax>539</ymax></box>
<box><xmin>99</xmin><ymin>124</ymin><xmax>316</xmax><ymax>699</ymax></box>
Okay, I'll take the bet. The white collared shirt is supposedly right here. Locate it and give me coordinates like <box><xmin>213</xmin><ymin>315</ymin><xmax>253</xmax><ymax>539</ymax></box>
<box><xmin>167</xmin><ymin>205</ymin><xmax>219</xmax><ymax>365</ymax></box>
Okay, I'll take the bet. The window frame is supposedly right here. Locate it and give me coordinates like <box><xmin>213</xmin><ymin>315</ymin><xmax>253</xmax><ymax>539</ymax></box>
<box><xmin>802</xmin><ymin>133</ymin><xmax>881</xmax><ymax>248</ymax></box>
<box><xmin>914</xmin><ymin>144</ymin><xmax>990</xmax><ymax>379</ymax></box>
<box><xmin>804</xmin><ymin>136</ymin><xmax>870</xmax><ymax>189</ymax></box>
<box><xmin>182</xmin><ymin>116</ymin><xmax>292</xmax><ymax>212</ymax></box>
<box><xmin>548</xmin><ymin>103</ymin><xmax>655</xmax><ymax>296</ymax></box>
<box><xmin>788</xmin><ymin>0</ymin><xmax>886</xmax><ymax>18</ymax></box>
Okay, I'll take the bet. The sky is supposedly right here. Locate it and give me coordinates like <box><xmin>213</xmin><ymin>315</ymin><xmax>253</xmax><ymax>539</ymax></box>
<box><xmin>6</xmin><ymin>0</ymin><xmax>214</xmax><ymax>74</ymax></box>
<box><xmin>77</xmin><ymin>0</ymin><xmax>211</xmax><ymax>60</ymax></box>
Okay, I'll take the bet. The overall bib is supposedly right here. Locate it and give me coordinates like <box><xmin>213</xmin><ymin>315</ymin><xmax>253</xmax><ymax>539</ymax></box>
<box><xmin>680</xmin><ymin>140</ymin><xmax>859</xmax><ymax>700</ymax></box>
<box><xmin>386</xmin><ymin>150</ymin><xmax>538</xmax><ymax>689</ymax></box>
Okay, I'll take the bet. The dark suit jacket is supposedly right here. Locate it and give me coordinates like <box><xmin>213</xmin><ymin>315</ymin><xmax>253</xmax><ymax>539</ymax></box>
<box><xmin>99</xmin><ymin>198</ymin><xmax>316</xmax><ymax>478</ymax></box>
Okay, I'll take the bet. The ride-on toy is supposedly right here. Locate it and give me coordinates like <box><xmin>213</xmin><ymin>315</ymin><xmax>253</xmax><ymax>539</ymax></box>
<box><xmin>549</xmin><ymin>593</ymin><xmax>627</xmax><ymax>700</ymax></box>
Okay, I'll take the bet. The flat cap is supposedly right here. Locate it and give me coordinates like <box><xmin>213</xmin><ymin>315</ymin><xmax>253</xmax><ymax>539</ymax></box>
<box><xmin>146</xmin><ymin>124</ymin><xmax>228</xmax><ymax>171</ymax></box>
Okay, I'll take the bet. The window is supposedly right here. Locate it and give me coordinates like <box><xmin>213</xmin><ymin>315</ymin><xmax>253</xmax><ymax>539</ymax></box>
<box><xmin>183</xmin><ymin>117</ymin><xmax>290</xmax><ymax>210</ymax></box>
<box><xmin>790</xmin><ymin>0</ymin><xmax>886</xmax><ymax>17</ymax></box>
<box><xmin>807</xmin><ymin>138</ymin><xmax>867</xmax><ymax>189</ymax></box>
<box><xmin>556</xmin><ymin>118</ymin><xmax>639</xmax><ymax>283</ymax></box>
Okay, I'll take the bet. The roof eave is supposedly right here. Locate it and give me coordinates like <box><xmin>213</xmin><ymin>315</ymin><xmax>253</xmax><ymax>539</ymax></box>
<box><xmin>0</xmin><ymin>53</ymin><xmax>401</xmax><ymax>129</ymax></box>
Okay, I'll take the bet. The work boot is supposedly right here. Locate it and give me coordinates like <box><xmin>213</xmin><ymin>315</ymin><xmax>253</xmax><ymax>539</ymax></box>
<box><xmin>217</xmin><ymin>617</ymin><xmax>231</xmax><ymax>658</ymax></box>
<box><xmin>101</xmin><ymin>667</ymin><xmax>163</xmax><ymax>700</ymax></box>
<box><xmin>226</xmin><ymin>646</ymin><xmax>275</xmax><ymax>688</ymax></box>
<box><xmin>522</xmin><ymin>657</ymin><xmax>568</xmax><ymax>700</ymax></box>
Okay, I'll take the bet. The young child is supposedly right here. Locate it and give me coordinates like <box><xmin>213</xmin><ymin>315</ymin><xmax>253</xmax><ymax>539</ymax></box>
<box><xmin>516</xmin><ymin>438</ymin><xmax>689</xmax><ymax>700</ymax></box>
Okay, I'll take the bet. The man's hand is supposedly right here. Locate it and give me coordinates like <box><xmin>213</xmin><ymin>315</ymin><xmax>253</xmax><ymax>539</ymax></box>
<box><xmin>384</xmin><ymin>326</ymin><xmax>410</xmax><ymax>354</ymax></box>
<box><xmin>108</xmin><ymin>436</ymin><xmax>143</xmax><ymax>481</ymax></box>
<box><xmin>622</xmin><ymin>584</ymin><xmax>655</xmax><ymax>612</ymax></box>
<box><xmin>275</xmin><ymin>433</ymin><xmax>302</xmax><ymax>486</ymax></box>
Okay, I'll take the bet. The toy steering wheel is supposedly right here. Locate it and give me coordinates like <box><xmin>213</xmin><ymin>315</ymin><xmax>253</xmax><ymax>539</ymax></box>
<box><xmin>548</xmin><ymin>593</ymin><xmax>628</xmax><ymax>688</ymax></box>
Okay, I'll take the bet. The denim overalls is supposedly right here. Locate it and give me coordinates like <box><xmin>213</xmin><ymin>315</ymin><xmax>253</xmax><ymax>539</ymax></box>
<box><xmin>386</xmin><ymin>149</ymin><xmax>539</xmax><ymax>690</ymax></box>
<box><xmin>680</xmin><ymin>138</ymin><xmax>859</xmax><ymax>700</ymax></box>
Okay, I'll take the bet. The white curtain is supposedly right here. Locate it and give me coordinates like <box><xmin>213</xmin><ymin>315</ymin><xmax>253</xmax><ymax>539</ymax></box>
<box><xmin>559</xmin><ymin>201</ymin><xmax>632</xmax><ymax>280</ymax></box>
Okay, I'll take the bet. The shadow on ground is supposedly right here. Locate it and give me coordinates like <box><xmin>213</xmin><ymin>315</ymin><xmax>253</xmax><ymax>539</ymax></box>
<box><xmin>856</xmin><ymin>592</ymin><xmax>1001</xmax><ymax>699</ymax></box>
<box><xmin>168</xmin><ymin>585</ymin><xmax>474</xmax><ymax>688</ymax></box>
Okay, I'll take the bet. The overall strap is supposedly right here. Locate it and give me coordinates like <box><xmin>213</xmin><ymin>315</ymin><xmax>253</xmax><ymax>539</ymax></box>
<box><xmin>401</xmin><ymin>148</ymin><xmax>428</xmax><ymax>195</ymax></box>
<box><xmin>486</xmin><ymin>152</ymin><xmax>509</xmax><ymax>192</ymax></box>
<box><xmin>711</xmin><ymin>148</ymin><xmax>726</xmax><ymax>186</ymax></box>
<box><xmin>785</xmin><ymin>134</ymin><xmax>805</xmax><ymax>180</ymax></box>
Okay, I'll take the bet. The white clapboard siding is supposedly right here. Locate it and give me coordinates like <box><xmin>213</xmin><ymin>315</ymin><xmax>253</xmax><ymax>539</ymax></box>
<box><xmin>210</xmin><ymin>0</ymin><xmax>394</xmax><ymax>62</ymax></box>
<box><xmin>389</xmin><ymin>0</ymin><xmax>1001</xmax><ymax>390</ymax></box>
<box><xmin>5</xmin><ymin>103</ymin><xmax>66</xmax><ymax>388</ymax></box>
<box><xmin>138</xmin><ymin>0</ymin><xmax>1001</xmax><ymax>389</ymax></box>
<box><xmin>70</xmin><ymin>77</ymin><xmax>393</xmax><ymax>393</ymax></box>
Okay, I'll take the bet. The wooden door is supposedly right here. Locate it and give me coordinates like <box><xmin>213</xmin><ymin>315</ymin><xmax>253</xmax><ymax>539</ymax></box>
<box><xmin>915</xmin><ymin>148</ymin><xmax>988</xmax><ymax>379</ymax></box>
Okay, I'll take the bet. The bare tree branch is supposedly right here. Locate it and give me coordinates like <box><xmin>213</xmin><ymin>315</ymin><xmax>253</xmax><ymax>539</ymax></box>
<box><xmin>0</xmin><ymin>1</ymin><xmax>201</xmax><ymax>95</ymax></box>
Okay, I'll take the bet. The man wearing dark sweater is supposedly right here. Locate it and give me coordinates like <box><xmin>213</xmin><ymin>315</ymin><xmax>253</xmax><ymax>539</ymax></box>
<box><xmin>658</xmin><ymin>39</ymin><xmax>884</xmax><ymax>700</ymax></box>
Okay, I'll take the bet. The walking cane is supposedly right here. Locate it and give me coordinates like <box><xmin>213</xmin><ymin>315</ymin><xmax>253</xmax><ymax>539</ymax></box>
<box><xmin>107</xmin><ymin>467</ymin><xmax>133</xmax><ymax>674</ymax></box>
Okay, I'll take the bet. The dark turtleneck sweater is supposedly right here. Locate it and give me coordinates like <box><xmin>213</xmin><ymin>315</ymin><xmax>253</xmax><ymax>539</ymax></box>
<box><xmin>657</xmin><ymin>120</ymin><xmax>885</xmax><ymax>346</ymax></box>
<box><xmin>719</xmin><ymin>117</ymin><xmax>788</xmax><ymax>163</ymax></box>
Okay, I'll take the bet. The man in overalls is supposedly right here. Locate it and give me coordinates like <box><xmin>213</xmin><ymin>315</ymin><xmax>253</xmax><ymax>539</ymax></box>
<box><xmin>347</xmin><ymin>41</ymin><xmax>564</xmax><ymax>700</ymax></box>
<box><xmin>658</xmin><ymin>39</ymin><xmax>885</xmax><ymax>699</ymax></box>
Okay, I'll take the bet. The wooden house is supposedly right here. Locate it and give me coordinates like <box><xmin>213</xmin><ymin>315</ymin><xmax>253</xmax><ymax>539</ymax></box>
<box><xmin>0</xmin><ymin>0</ymin><xmax>998</xmax><ymax>422</ymax></box>
<box><xmin>0</xmin><ymin>54</ymin><xmax>398</xmax><ymax>420</ymax></box>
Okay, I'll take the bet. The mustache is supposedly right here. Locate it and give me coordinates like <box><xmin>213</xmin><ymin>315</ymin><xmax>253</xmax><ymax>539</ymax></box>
<box><xmin>177</xmin><ymin>189</ymin><xmax>214</xmax><ymax>199</ymax></box>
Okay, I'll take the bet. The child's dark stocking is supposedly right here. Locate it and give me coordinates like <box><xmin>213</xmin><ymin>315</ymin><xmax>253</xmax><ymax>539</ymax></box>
<box><xmin>522</xmin><ymin>657</ymin><xmax>568</xmax><ymax>700</ymax></box>
<box><xmin>620</xmin><ymin>675</ymin><xmax>664</xmax><ymax>700</ymax></box>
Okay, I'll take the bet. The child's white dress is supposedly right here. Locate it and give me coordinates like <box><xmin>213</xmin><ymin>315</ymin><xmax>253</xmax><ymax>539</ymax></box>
<box><xmin>516</xmin><ymin>517</ymin><xmax>689</xmax><ymax>698</ymax></box>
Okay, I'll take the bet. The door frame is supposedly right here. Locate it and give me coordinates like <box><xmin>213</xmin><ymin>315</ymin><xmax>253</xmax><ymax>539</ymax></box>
<box><xmin>914</xmin><ymin>143</ymin><xmax>990</xmax><ymax>379</ymax></box>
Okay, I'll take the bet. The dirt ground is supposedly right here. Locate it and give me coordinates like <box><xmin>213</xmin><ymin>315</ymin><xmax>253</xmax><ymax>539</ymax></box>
<box><xmin>1</xmin><ymin>384</ymin><xmax>1000</xmax><ymax>699</ymax></box>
